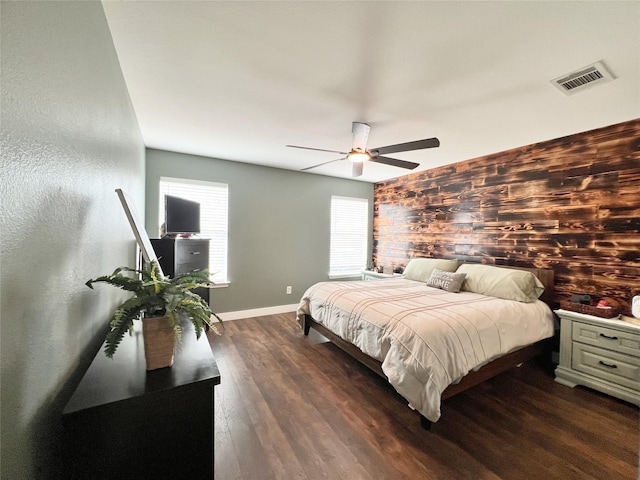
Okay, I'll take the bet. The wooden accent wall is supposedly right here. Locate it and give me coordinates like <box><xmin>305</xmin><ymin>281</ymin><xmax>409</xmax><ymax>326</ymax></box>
<box><xmin>373</xmin><ymin>119</ymin><xmax>640</xmax><ymax>315</ymax></box>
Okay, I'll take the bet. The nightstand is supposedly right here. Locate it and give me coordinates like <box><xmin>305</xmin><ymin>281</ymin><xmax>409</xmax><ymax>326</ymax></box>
<box><xmin>554</xmin><ymin>309</ymin><xmax>640</xmax><ymax>406</ymax></box>
<box><xmin>361</xmin><ymin>270</ymin><xmax>400</xmax><ymax>281</ymax></box>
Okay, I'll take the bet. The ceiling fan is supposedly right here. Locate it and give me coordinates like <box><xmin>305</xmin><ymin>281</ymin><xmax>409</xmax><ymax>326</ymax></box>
<box><xmin>287</xmin><ymin>122</ymin><xmax>440</xmax><ymax>177</ymax></box>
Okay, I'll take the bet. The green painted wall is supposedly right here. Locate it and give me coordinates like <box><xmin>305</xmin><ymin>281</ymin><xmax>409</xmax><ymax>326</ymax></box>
<box><xmin>1</xmin><ymin>2</ymin><xmax>145</xmax><ymax>478</ymax></box>
<box><xmin>145</xmin><ymin>149</ymin><xmax>374</xmax><ymax>313</ymax></box>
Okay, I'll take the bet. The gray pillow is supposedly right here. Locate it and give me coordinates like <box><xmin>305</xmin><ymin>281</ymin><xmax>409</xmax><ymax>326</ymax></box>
<box><xmin>426</xmin><ymin>268</ymin><xmax>467</xmax><ymax>293</ymax></box>
<box><xmin>456</xmin><ymin>264</ymin><xmax>545</xmax><ymax>303</ymax></box>
<box><xmin>402</xmin><ymin>258</ymin><xmax>461</xmax><ymax>283</ymax></box>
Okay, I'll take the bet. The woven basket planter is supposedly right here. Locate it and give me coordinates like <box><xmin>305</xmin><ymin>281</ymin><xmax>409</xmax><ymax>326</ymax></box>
<box><xmin>142</xmin><ymin>316</ymin><xmax>177</xmax><ymax>370</ymax></box>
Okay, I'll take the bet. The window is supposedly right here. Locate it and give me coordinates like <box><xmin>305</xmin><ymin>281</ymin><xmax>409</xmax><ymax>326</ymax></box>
<box><xmin>329</xmin><ymin>196</ymin><xmax>369</xmax><ymax>278</ymax></box>
<box><xmin>159</xmin><ymin>177</ymin><xmax>228</xmax><ymax>284</ymax></box>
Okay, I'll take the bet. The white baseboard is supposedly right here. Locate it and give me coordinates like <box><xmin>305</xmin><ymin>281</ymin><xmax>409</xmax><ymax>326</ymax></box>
<box><xmin>218</xmin><ymin>304</ymin><xmax>299</xmax><ymax>321</ymax></box>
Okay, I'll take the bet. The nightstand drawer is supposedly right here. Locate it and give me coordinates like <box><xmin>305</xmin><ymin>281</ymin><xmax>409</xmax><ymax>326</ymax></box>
<box><xmin>572</xmin><ymin>321</ymin><xmax>640</xmax><ymax>357</ymax></box>
<box><xmin>572</xmin><ymin>343</ymin><xmax>640</xmax><ymax>391</ymax></box>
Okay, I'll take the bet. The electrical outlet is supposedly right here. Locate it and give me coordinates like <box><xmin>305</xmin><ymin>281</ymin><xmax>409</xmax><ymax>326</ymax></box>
<box><xmin>286</xmin><ymin>286</ymin><xmax>292</xmax><ymax>295</ymax></box>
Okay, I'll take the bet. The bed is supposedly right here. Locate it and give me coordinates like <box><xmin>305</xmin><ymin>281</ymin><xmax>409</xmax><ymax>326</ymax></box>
<box><xmin>296</xmin><ymin>260</ymin><xmax>555</xmax><ymax>428</ymax></box>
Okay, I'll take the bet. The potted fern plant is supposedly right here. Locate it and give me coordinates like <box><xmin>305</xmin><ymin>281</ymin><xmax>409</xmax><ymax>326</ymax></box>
<box><xmin>86</xmin><ymin>260</ymin><xmax>223</xmax><ymax>370</ymax></box>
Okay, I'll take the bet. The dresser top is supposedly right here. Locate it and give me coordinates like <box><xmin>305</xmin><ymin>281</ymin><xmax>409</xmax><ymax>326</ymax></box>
<box><xmin>63</xmin><ymin>319</ymin><xmax>220</xmax><ymax>416</ymax></box>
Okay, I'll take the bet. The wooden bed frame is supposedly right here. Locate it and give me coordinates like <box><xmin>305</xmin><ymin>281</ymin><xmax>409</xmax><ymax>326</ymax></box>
<box><xmin>299</xmin><ymin>266</ymin><xmax>555</xmax><ymax>430</ymax></box>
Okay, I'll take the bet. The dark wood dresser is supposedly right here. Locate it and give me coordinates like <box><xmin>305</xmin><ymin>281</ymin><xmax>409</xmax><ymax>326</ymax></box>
<box><xmin>62</xmin><ymin>319</ymin><xmax>220</xmax><ymax>479</ymax></box>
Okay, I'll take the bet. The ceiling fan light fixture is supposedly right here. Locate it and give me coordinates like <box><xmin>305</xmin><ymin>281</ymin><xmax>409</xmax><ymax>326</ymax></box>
<box><xmin>347</xmin><ymin>151</ymin><xmax>370</xmax><ymax>163</ymax></box>
<box><xmin>289</xmin><ymin>121</ymin><xmax>439</xmax><ymax>177</ymax></box>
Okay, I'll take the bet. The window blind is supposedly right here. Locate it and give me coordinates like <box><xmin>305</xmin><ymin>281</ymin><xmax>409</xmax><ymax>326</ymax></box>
<box><xmin>330</xmin><ymin>196</ymin><xmax>369</xmax><ymax>277</ymax></box>
<box><xmin>159</xmin><ymin>177</ymin><xmax>228</xmax><ymax>283</ymax></box>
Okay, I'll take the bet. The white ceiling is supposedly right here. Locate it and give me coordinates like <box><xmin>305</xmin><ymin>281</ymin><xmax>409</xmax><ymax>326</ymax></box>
<box><xmin>102</xmin><ymin>1</ymin><xmax>640</xmax><ymax>183</ymax></box>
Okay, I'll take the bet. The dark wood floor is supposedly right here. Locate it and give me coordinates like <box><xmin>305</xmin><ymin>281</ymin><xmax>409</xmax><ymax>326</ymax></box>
<box><xmin>207</xmin><ymin>313</ymin><xmax>639</xmax><ymax>480</ymax></box>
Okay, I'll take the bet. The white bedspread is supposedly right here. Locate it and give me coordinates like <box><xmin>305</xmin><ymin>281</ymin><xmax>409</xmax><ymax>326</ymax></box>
<box><xmin>296</xmin><ymin>277</ymin><xmax>554</xmax><ymax>422</ymax></box>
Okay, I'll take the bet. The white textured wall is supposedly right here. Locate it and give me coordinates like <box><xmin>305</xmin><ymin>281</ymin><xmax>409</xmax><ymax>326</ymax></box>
<box><xmin>0</xmin><ymin>2</ymin><xmax>144</xmax><ymax>478</ymax></box>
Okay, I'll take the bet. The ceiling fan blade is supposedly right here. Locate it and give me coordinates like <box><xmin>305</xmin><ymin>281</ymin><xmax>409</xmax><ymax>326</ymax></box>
<box><xmin>300</xmin><ymin>157</ymin><xmax>345</xmax><ymax>171</ymax></box>
<box><xmin>352</xmin><ymin>162</ymin><xmax>364</xmax><ymax>177</ymax></box>
<box><xmin>370</xmin><ymin>155</ymin><xmax>420</xmax><ymax>170</ymax></box>
<box><xmin>372</xmin><ymin>137</ymin><xmax>440</xmax><ymax>155</ymax></box>
<box><xmin>286</xmin><ymin>145</ymin><xmax>349</xmax><ymax>155</ymax></box>
<box><xmin>351</xmin><ymin>122</ymin><xmax>370</xmax><ymax>152</ymax></box>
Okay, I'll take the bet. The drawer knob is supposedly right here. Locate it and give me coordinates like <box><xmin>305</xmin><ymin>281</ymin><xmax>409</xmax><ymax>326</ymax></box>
<box><xmin>190</xmin><ymin>251</ymin><xmax>200</xmax><ymax>255</ymax></box>
<box><xmin>599</xmin><ymin>333</ymin><xmax>618</xmax><ymax>341</ymax></box>
<box><xmin>598</xmin><ymin>360</ymin><xmax>618</xmax><ymax>369</ymax></box>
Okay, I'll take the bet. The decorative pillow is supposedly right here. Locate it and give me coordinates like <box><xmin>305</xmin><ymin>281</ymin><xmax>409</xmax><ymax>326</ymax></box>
<box><xmin>456</xmin><ymin>264</ymin><xmax>545</xmax><ymax>303</ymax></box>
<box><xmin>426</xmin><ymin>268</ymin><xmax>467</xmax><ymax>293</ymax></box>
<box><xmin>402</xmin><ymin>258</ymin><xmax>461</xmax><ymax>283</ymax></box>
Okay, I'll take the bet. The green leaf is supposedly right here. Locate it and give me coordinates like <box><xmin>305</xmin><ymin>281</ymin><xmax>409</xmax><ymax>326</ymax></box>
<box><xmin>86</xmin><ymin>274</ymin><xmax>144</xmax><ymax>292</ymax></box>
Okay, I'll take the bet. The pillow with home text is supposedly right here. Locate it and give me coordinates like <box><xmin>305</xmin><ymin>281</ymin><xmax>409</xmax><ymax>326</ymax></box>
<box><xmin>426</xmin><ymin>268</ymin><xmax>467</xmax><ymax>293</ymax></box>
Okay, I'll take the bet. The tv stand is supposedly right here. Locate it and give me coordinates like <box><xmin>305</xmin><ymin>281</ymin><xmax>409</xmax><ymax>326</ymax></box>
<box><xmin>151</xmin><ymin>237</ymin><xmax>210</xmax><ymax>303</ymax></box>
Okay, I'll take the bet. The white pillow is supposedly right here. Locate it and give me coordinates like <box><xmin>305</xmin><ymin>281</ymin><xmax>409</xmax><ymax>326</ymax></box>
<box><xmin>402</xmin><ymin>258</ymin><xmax>461</xmax><ymax>283</ymax></box>
<box><xmin>456</xmin><ymin>264</ymin><xmax>545</xmax><ymax>303</ymax></box>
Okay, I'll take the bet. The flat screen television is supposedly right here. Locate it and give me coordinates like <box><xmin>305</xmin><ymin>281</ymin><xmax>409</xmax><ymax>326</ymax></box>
<box><xmin>164</xmin><ymin>195</ymin><xmax>200</xmax><ymax>235</ymax></box>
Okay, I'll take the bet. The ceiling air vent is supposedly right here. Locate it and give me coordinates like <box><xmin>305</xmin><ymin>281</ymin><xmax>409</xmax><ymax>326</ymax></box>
<box><xmin>550</xmin><ymin>61</ymin><xmax>614</xmax><ymax>96</ymax></box>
